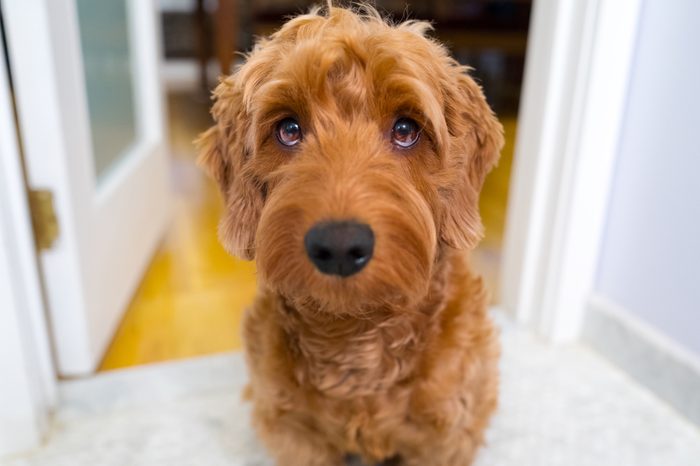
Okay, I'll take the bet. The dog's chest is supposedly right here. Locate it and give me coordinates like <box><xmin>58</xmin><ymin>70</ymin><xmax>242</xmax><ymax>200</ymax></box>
<box><xmin>284</xmin><ymin>318</ymin><xmax>424</xmax><ymax>459</ymax></box>
<box><xmin>318</xmin><ymin>389</ymin><xmax>412</xmax><ymax>461</ymax></box>
<box><xmin>288</xmin><ymin>314</ymin><xmax>422</xmax><ymax>398</ymax></box>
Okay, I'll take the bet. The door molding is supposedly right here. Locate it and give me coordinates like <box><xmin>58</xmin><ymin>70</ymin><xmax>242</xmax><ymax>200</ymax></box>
<box><xmin>500</xmin><ymin>0</ymin><xmax>643</xmax><ymax>341</ymax></box>
<box><xmin>0</xmin><ymin>13</ymin><xmax>56</xmax><ymax>455</ymax></box>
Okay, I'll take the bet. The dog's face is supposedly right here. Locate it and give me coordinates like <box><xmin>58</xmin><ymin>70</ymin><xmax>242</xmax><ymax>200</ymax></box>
<box><xmin>197</xmin><ymin>6</ymin><xmax>503</xmax><ymax>312</ymax></box>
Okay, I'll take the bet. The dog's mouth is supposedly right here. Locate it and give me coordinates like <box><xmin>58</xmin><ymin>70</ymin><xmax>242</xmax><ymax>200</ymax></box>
<box><xmin>304</xmin><ymin>220</ymin><xmax>375</xmax><ymax>278</ymax></box>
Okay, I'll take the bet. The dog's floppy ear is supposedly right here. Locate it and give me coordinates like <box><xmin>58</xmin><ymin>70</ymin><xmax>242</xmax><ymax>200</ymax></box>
<box><xmin>440</xmin><ymin>69</ymin><xmax>504</xmax><ymax>250</ymax></box>
<box><xmin>196</xmin><ymin>77</ymin><xmax>263</xmax><ymax>260</ymax></box>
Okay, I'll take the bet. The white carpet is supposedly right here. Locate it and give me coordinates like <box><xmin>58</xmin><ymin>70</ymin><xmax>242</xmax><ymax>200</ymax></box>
<box><xmin>4</xmin><ymin>317</ymin><xmax>700</xmax><ymax>466</ymax></box>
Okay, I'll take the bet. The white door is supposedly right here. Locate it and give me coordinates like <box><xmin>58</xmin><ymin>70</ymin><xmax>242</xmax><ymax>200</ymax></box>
<box><xmin>2</xmin><ymin>0</ymin><xmax>171</xmax><ymax>376</ymax></box>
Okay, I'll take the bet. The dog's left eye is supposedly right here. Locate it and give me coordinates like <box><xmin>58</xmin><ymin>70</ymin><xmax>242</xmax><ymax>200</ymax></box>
<box><xmin>276</xmin><ymin>118</ymin><xmax>302</xmax><ymax>147</ymax></box>
<box><xmin>392</xmin><ymin>118</ymin><xmax>421</xmax><ymax>148</ymax></box>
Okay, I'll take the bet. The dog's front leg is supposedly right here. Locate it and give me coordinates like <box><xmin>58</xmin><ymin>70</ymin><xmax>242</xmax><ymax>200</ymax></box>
<box><xmin>252</xmin><ymin>409</ymin><xmax>344</xmax><ymax>466</ymax></box>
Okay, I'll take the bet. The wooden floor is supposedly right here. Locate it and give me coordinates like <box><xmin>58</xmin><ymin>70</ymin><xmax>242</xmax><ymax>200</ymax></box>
<box><xmin>473</xmin><ymin>116</ymin><xmax>517</xmax><ymax>302</ymax></box>
<box><xmin>99</xmin><ymin>93</ymin><xmax>257</xmax><ymax>370</ymax></box>
<box><xmin>98</xmin><ymin>92</ymin><xmax>517</xmax><ymax>371</ymax></box>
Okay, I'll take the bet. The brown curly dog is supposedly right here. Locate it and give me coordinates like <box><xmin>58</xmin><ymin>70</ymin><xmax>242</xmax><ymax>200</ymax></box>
<box><xmin>197</xmin><ymin>3</ymin><xmax>503</xmax><ymax>465</ymax></box>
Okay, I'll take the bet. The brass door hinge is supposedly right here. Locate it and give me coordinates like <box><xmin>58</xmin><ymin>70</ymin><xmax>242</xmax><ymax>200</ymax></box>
<box><xmin>28</xmin><ymin>189</ymin><xmax>59</xmax><ymax>251</ymax></box>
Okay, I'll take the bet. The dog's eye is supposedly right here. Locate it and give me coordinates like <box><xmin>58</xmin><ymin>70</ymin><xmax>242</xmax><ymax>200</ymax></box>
<box><xmin>392</xmin><ymin>118</ymin><xmax>421</xmax><ymax>148</ymax></box>
<box><xmin>276</xmin><ymin>118</ymin><xmax>302</xmax><ymax>147</ymax></box>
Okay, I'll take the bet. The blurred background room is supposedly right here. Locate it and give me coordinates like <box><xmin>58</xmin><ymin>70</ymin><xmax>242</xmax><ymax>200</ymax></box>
<box><xmin>2</xmin><ymin>0</ymin><xmax>700</xmax><ymax>464</ymax></box>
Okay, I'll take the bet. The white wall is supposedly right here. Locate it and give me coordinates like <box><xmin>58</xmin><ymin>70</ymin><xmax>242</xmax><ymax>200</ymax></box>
<box><xmin>594</xmin><ymin>0</ymin><xmax>700</xmax><ymax>358</ymax></box>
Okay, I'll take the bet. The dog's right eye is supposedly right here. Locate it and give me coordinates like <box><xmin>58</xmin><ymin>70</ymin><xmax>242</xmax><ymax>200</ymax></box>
<box><xmin>276</xmin><ymin>118</ymin><xmax>302</xmax><ymax>147</ymax></box>
<box><xmin>392</xmin><ymin>117</ymin><xmax>421</xmax><ymax>149</ymax></box>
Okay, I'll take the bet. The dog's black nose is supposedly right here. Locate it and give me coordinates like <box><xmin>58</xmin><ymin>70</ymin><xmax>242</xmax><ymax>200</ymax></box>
<box><xmin>304</xmin><ymin>221</ymin><xmax>374</xmax><ymax>277</ymax></box>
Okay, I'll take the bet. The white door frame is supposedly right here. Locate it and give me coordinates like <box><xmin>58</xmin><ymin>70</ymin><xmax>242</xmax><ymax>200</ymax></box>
<box><xmin>500</xmin><ymin>0</ymin><xmax>643</xmax><ymax>341</ymax></box>
<box><xmin>0</xmin><ymin>19</ymin><xmax>56</xmax><ymax>455</ymax></box>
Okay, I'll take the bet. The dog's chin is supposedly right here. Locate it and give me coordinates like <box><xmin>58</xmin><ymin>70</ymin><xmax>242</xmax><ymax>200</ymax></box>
<box><xmin>275</xmin><ymin>275</ymin><xmax>429</xmax><ymax>317</ymax></box>
<box><xmin>257</xmin><ymin>250</ymin><xmax>433</xmax><ymax>316</ymax></box>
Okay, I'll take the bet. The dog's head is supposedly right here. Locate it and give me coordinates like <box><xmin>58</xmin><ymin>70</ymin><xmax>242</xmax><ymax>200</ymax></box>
<box><xmin>197</xmin><ymin>5</ymin><xmax>503</xmax><ymax>312</ymax></box>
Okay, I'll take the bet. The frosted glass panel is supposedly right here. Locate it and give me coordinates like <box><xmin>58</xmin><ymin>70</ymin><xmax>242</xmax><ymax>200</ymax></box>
<box><xmin>76</xmin><ymin>0</ymin><xmax>137</xmax><ymax>178</ymax></box>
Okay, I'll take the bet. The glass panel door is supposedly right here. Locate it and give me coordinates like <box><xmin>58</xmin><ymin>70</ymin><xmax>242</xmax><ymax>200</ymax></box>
<box><xmin>76</xmin><ymin>0</ymin><xmax>137</xmax><ymax>179</ymax></box>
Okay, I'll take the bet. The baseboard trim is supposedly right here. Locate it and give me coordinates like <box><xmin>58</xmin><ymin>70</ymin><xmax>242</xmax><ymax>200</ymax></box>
<box><xmin>582</xmin><ymin>294</ymin><xmax>700</xmax><ymax>426</ymax></box>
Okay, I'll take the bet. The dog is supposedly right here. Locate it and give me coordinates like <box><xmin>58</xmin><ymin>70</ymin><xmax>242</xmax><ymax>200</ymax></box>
<box><xmin>197</xmin><ymin>3</ymin><xmax>503</xmax><ymax>465</ymax></box>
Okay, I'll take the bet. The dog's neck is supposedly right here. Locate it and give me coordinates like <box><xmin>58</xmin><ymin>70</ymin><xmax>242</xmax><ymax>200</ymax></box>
<box><xmin>274</xmin><ymin>248</ymin><xmax>458</xmax><ymax>399</ymax></box>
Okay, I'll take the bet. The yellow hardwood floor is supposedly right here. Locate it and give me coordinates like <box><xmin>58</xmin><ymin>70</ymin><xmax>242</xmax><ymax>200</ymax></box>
<box><xmin>99</xmin><ymin>93</ymin><xmax>257</xmax><ymax>370</ymax></box>
<box><xmin>99</xmin><ymin>92</ymin><xmax>516</xmax><ymax>371</ymax></box>
<box><xmin>473</xmin><ymin>116</ymin><xmax>517</xmax><ymax>302</ymax></box>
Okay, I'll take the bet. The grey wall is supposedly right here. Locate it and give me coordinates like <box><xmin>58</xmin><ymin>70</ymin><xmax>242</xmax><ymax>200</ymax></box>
<box><xmin>595</xmin><ymin>0</ymin><xmax>700</xmax><ymax>358</ymax></box>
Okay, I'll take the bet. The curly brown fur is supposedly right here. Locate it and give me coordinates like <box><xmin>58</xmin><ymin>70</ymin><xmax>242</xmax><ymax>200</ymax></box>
<box><xmin>197</xmin><ymin>4</ymin><xmax>503</xmax><ymax>465</ymax></box>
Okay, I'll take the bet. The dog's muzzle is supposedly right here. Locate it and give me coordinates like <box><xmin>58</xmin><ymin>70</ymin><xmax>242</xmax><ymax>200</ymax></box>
<box><xmin>304</xmin><ymin>221</ymin><xmax>374</xmax><ymax>277</ymax></box>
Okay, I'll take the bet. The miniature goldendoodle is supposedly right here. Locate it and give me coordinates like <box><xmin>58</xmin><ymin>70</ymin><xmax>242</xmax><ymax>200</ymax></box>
<box><xmin>198</xmin><ymin>3</ymin><xmax>503</xmax><ymax>465</ymax></box>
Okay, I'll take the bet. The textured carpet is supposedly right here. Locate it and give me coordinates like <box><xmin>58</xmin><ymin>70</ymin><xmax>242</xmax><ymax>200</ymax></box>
<box><xmin>4</xmin><ymin>315</ymin><xmax>700</xmax><ymax>466</ymax></box>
